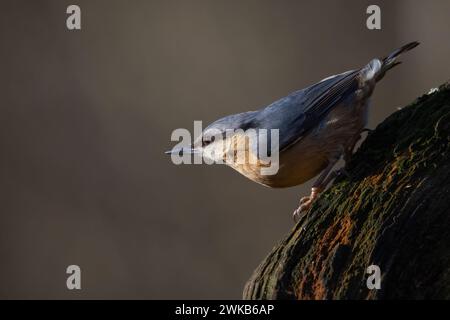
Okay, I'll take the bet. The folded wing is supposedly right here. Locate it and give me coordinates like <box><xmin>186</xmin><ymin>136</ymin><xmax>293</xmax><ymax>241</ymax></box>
<box><xmin>254</xmin><ymin>69</ymin><xmax>360</xmax><ymax>151</ymax></box>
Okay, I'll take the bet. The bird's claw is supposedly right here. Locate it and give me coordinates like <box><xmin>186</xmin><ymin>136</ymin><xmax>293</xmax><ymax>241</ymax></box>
<box><xmin>292</xmin><ymin>208</ymin><xmax>303</xmax><ymax>223</ymax></box>
<box><xmin>293</xmin><ymin>198</ymin><xmax>313</xmax><ymax>222</ymax></box>
<box><xmin>298</xmin><ymin>196</ymin><xmax>310</xmax><ymax>205</ymax></box>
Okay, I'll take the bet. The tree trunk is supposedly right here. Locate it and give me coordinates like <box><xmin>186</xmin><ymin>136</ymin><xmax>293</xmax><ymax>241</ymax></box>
<box><xmin>243</xmin><ymin>82</ymin><xmax>450</xmax><ymax>300</ymax></box>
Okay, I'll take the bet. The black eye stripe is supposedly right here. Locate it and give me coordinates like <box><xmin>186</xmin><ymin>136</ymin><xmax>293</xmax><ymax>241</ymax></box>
<box><xmin>202</xmin><ymin>131</ymin><xmax>227</xmax><ymax>146</ymax></box>
<box><xmin>202</xmin><ymin>135</ymin><xmax>216</xmax><ymax>146</ymax></box>
<box><xmin>202</xmin><ymin>138</ymin><xmax>212</xmax><ymax>147</ymax></box>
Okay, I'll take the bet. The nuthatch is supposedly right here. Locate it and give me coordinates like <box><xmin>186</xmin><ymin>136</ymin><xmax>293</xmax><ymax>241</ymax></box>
<box><xmin>167</xmin><ymin>42</ymin><xmax>419</xmax><ymax>221</ymax></box>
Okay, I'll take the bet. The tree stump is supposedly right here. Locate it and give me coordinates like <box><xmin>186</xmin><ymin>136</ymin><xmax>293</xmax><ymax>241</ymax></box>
<box><xmin>243</xmin><ymin>82</ymin><xmax>450</xmax><ymax>300</ymax></box>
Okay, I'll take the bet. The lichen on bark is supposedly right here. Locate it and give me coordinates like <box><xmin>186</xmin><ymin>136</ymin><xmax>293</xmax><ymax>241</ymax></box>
<box><xmin>243</xmin><ymin>82</ymin><xmax>450</xmax><ymax>300</ymax></box>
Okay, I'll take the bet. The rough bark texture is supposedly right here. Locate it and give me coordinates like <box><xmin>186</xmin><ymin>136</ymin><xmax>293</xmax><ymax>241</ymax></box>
<box><xmin>243</xmin><ymin>82</ymin><xmax>450</xmax><ymax>300</ymax></box>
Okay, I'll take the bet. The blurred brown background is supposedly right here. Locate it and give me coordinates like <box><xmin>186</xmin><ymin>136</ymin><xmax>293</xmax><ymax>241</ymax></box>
<box><xmin>0</xmin><ymin>0</ymin><xmax>449</xmax><ymax>299</ymax></box>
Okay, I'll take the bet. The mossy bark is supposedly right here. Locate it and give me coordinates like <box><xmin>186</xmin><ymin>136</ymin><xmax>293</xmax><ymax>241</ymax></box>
<box><xmin>243</xmin><ymin>82</ymin><xmax>450</xmax><ymax>300</ymax></box>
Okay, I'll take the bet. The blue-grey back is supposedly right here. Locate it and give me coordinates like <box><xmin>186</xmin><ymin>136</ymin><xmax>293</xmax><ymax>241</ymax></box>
<box><xmin>205</xmin><ymin>69</ymin><xmax>359</xmax><ymax>151</ymax></box>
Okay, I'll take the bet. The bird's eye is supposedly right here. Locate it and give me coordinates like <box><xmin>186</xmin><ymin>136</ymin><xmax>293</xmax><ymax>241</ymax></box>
<box><xmin>202</xmin><ymin>136</ymin><xmax>214</xmax><ymax>147</ymax></box>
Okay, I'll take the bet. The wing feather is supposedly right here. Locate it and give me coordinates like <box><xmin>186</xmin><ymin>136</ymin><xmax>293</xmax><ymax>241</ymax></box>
<box><xmin>255</xmin><ymin>70</ymin><xmax>360</xmax><ymax>151</ymax></box>
<box><xmin>202</xmin><ymin>70</ymin><xmax>361</xmax><ymax>153</ymax></box>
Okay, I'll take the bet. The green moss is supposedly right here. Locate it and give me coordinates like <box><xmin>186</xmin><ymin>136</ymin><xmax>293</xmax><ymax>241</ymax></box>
<box><xmin>244</xmin><ymin>83</ymin><xmax>450</xmax><ymax>300</ymax></box>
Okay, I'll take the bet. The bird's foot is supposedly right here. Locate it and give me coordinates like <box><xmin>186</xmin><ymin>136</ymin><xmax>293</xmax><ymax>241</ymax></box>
<box><xmin>293</xmin><ymin>187</ymin><xmax>321</xmax><ymax>222</ymax></box>
<box><xmin>292</xmin><ymin>198</ymin><xmax>313</xmax><ymax>222</ymax></box>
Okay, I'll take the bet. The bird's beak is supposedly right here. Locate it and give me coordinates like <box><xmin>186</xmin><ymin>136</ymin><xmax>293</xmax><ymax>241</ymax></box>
<box><xmin>165</xmin><ymin>146</ymin><xmax>201</xmax><ymax>155</ymax></box>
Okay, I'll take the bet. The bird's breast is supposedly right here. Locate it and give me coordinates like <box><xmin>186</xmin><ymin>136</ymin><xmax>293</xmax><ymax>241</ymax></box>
<box><xmin>227</xmin><ymin>99</ymin><xmax>369</xmax><ymax>188</ymax></box>
<box><xmin>230</xmin><ymin>134</ymin><xmax>330</xmax><ymax>188</ymax></box>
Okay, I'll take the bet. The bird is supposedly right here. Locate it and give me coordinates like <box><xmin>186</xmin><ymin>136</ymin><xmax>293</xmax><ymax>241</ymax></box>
<box><xmin>166</xmin><ymin>42</ymin><xmax>419</xmax><ymax>221</ymax></box>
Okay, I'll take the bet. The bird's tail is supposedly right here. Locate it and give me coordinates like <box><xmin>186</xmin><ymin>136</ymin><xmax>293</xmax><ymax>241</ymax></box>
<box><xmin>362</xmin><ymin>41</ymin><xmax>420</xmax><ymax>82</ymax></box>
<box><xmin>380</xmin><ymin>41</ymin><xmax>420</xmax><ymax>75</ymax></box>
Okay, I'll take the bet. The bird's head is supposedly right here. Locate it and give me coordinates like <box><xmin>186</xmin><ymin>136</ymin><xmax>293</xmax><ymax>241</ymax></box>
<box><xmin>165</xmin><ymin>124</ymin><xmax>237</xmax><ymax>165</ymax></box>
<box><xmin>166</xmin><ymin>112</ymin><xmax>258</xmax><ymax>165</ymax></box>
